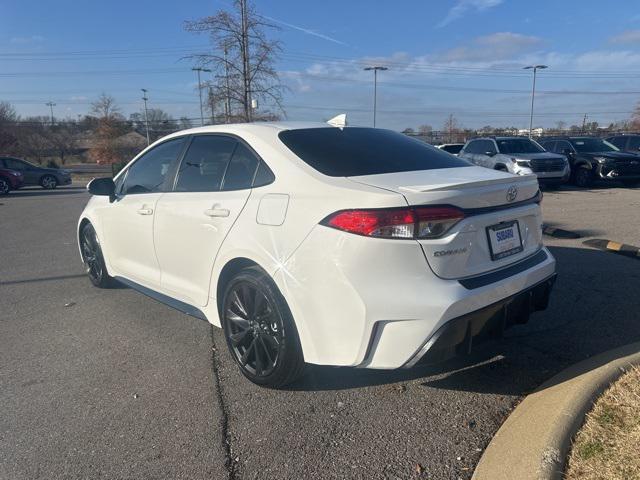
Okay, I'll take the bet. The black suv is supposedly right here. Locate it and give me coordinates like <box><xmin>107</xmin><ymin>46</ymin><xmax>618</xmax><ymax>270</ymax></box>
<box><xmin>605</xmin><ymin>134</ymin><xmax>640</xmax><ymax>154</ymax></box>
<box><xmin>0</xmin><ymin>157</ymin><xmax>72</xmax><ymax>189</ymax></box>
<box><xmin>538</xmin><ymin>137</ymin><xmax>640</xmax><ymax>187</ymax></box>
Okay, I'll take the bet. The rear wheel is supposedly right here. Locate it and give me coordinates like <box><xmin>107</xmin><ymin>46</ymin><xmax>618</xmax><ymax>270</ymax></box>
<box><xmin>0</xmin><ymin>178</ymin><xmax>10</xmax><ymax>195</ymax></box>
<box><xmin>41</xmin><ymin>175</ymin><xmax>58</xmax><ymax>189</ymax></box>
<box><xmin>80</xmin><ymin>223</ymin><xmax>114</xmax><ymax>288</ymax></box>
<box><xmin>573</xmin><ymin>167</ymin><xmax>593</xmax><ymax>188</ymax></box>
<box><xmin>222</xmin><ymin>267</ymin><xmax>305</xmax><ymax>387</ymax></box>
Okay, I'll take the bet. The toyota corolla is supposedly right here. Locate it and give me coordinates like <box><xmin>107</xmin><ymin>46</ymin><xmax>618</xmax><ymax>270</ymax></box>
<box><xmin>78</xmin><ymin>123</ymin><xmax>556</xmax><ymax>387</ymax></box>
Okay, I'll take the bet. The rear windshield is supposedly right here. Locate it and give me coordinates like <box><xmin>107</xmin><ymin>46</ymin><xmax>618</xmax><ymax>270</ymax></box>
<box><xmin>441</xmin><ymin>144</ymin><xmax>463</xmax><ymax>154</ymax></box>
<box><xmin>278</xmin><ymin>127</ymin><xmax>471</xmax><ymax>177</ymax></box>
<box><xmin>497</xmin><ymin>138</ymin><xmax>544</xmax><ymax>154</ymax></box>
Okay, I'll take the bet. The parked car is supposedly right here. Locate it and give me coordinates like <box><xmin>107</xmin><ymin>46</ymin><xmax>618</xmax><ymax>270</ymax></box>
<box><xmin>79</xmin><ymin>123</ymin><xmax>556</xmax><ymax>387</ymax></box>
<box><xmin>538</xmin><ymin>137</ymin><xmax>640</xmax><ymax>187</ymax></box>
<box><xmin>0</xmin><ymin>157</ymin><xmax>72</xmax><ymax>189</ymax></box>
<box><xmin>0</xmin><ymin>167</ymin><xmax>24</xmax><ymax>195</ymax></box>
<box><xmin>605</xmin><ymin>134</ymin><xmax>640</xmax><ymax>154</ymax></box>
<box><xmin>459</xmin><ymin>136</ymin><xmax>569</xmax><ymax>184</ymax></box>
<box><xmin>436</xmin><ymin>143</ymin><xmax>464</xmax><ymax>156</ymax></box>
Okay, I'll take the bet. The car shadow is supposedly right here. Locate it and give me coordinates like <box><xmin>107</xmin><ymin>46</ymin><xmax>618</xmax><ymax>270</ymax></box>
<box><xmin>285</xmin><ymin>245</ymin><xmax>640</xmax><ymax>393</ymax></box>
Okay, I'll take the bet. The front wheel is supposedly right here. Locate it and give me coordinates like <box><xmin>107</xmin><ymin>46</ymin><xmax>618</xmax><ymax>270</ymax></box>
<box><xmin>573</xmin><ymin>167</ymin><xmax>593</xmax><ymax>188</ymax></box>
<box><xmin>222</xmin><ymin>267</ymin><xmax>305</xmax><ymax>387</ymax></box>
<box><xmin>0</xmin><ymin>178</ymin><xmax>10</xmax><ymax>195</ymax></box>
<box><xmin>80</xmin><ymin>223</ymin><xmax>114</xmax><ymax>288</ymax></box>
<box><xmin>41</xmin><ymin>175</ymin><xmax>58</xmax><ymax>189</ymax></box>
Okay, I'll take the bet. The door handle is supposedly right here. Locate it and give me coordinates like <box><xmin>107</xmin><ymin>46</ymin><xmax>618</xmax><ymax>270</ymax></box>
<box><xmin>204</xmin><ymin>206</ymin><xmax>230</xmax><ymax>218</ymax></box>
<box><xmin>137</xmin><ymin>207</ymin><xmax>153</xmax><ymax>215</ymax></box>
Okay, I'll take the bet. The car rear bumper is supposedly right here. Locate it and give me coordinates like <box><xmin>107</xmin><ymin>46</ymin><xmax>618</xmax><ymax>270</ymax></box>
<box><xmin>277</xmin><ymin>224</ymin><xmax>556</xmax><ymax>369</ymax></box>
<box><xmin>404</xmin><ymin>273</ymin><xmax>556</xmax><ymax>367</ymax></box>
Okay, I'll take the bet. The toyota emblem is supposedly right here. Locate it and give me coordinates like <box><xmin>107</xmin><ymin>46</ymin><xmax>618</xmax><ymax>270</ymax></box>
<box><xmin>506</xmin><ymin>185</ymin><xmax>518</xmax><ymax>202</ymax></box>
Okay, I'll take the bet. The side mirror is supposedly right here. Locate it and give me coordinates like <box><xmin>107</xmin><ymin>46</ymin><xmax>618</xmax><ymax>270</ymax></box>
<box><xmin>485</xmin><ymin>151</ymin><xmax>497</xmax><ymax>157</ymax></box>
<box><xmin>88</xmin><ymin>177</ymin><xmax>116</xmax><ymax>202</ymax></box>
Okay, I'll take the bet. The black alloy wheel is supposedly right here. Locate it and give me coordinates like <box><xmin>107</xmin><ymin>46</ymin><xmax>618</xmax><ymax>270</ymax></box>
<box><xmin>80</xmin><ymin>223</ymin><xmax>113</xmax><ymax>288</ymax></box>
<box><xmin>222</xmin><ymin>267</ymin><xmax>304</xmax><ymax>387</ymax></box>
<box><xmin>573</xmin><ymin>167</ymin><xmax>593</xmax><ymax>188</ymax></box>
<box><xmin>0</xmin><ymin>178</ymin><xmax>9</xmax><ymax>195</ymax></box>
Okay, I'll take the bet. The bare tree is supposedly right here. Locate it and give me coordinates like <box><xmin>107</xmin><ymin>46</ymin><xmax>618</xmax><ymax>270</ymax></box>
<box><xmin>47</xmin><ymin>126</ymin><xmax>78</xmax><ymax>164</ymax></box>
<box><xmin>443</xmin><ymin>114</ymin><xmax>461</xmax><ymax>143</ymax></box>
<box><xmin>417</xmin><ymin>124</ymin><xmax>433</xmax><ymax>135</ymax></box>
<box><xmin>130</xmin><ymin>108</ymin><xmax>175</xmax><ymax>140</ymax></box>
<box><xmin>89</xmin><ymin>94</ymin><xmax>126</xmax><ymax>165</ymax></box>
<box><xmin>90</xmin><ymin>93</ymin><xmax>122</xmax><ymax>120</ymax></box>
<box><xmin>184</xmin><ymin>0</ymin><xmax>285</xmax><ymax>122</ymax></box>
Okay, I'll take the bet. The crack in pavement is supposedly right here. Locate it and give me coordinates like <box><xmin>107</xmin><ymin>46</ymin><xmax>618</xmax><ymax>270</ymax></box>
<box><xmin>209</xmin><ymin>325</ymin><xmax>237</xmax><ymax>480</ymax></box>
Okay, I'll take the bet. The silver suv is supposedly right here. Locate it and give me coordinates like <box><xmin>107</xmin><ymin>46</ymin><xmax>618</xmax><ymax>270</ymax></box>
<box><xmin>459</xmin><ymin>137</ymin><xmax>570</xmax><ymax>183</ymax></box>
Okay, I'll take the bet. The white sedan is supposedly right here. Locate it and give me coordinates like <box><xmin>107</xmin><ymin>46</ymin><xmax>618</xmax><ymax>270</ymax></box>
<box><xmin>79</xmin><ymin>122</ymin><xmax>556</xmax><ymax>387</ymax></box>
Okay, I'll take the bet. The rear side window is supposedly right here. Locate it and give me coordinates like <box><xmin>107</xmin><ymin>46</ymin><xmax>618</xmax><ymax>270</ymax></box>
<box><xmin>278</xmin><ymin>128</ymin><xmax>470</xmax><ymax>177</ymax></box>
<box><xmin>222</xmin><ymin>143</ymin><xmax>259</xmax><ymax>191</ymax></box>
<box><xmin>123</xmin><ymin>138</ymin><xmax>185</xmax><ymax>195</ymax></box>
<box><xmin>175</xmin><ymin>135</ymin><xmax>237</xmax><ymax>192</ymax></box>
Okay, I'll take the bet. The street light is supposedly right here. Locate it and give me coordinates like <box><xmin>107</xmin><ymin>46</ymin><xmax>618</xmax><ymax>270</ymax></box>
<box><xmin>364</xmin><ymin>66</ymin><xmax>388</xmax><ymax>127</ymax></box>
<box><xmin>45</xmin><ymin>101</ymin><xmax>56</xmax><ymax>125</ymax></box>
<box><xmin>523</xmin><ymin>64</ymin><xmax>548</xmax><ymax>137</ymax></box>
<box><xmin>192</xmin><ymin>67</ymin><xmax>212</xmax><ymax>126</ymax></box>
<box><xmin>141</xmin><ymin>89</ymin><xmax>150</xmax><ymax>145</ymax></box>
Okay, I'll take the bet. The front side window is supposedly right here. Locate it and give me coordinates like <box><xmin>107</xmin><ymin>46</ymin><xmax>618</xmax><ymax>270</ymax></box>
<box><xmin>221</xmin><ymin>142</ymin><xmax>259</xmax><ymax>191</ymax></box>
<box><xmin>278</xmin><ymin>127</ymin><xmax>470</xmax><ymax>177</ymax></box>
<box><xmin>570</xmin><ymin>138</ymin><xmax>618</xmax><ymax>153</ymax></box>
<box><xmin>555</xmin><ymin>141</ymin><xmax>573</xmax><ymax>153</ymax></box>
<box><xmin>497</xmin><ymin>138</ymin><xmax>544</xmax><ymax>154</ymax></box>
<box><xmin>540</xmin><ymin>141</ymin><xmax>555</xmax><ymax>152</ymax></box>
<box><xmin>174</xmin><ymin>135</ymin><xmax>237</xmax><ymax>192</ymax></box>
<box><xmin>607</xmin><ymin>137</ymin><xmax>626</xmax><ymax>149</ymax></box>
<box><xmin>123</xmin><ymin>137</ymin><xmax>185</xmax><ymax>195</ymax></box>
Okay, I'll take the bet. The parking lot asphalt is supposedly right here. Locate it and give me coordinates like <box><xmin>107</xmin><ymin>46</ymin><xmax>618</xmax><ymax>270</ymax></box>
<box><xmin>1</xmin><ymin>183</ymin><xmax>639</xmax><ymax>480</ymax></box>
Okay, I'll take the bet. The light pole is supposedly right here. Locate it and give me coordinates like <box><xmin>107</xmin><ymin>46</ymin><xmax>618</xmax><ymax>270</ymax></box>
<box><xmin>192</xmin><ymin>67</ymin><xmax>212</xmax><ymax>126</ymax></box>
<box><xmin>45</xmin><ymin>101</ymin><xmax>56</xmax><ymax>125</ymax></box>
<box><xmin>141</xmin><ymin>89</ymin><xmax>150</xmax><ymax>145</ymax></box>
<box><xmin>523</xmin><ymin>64</ymin><xmax>548</xmax><ymax>137</ymax></box>
<box><xmin>364</xmin><ymin>66</ymin><xmax>388</xmax><ymax>127</ymax></box>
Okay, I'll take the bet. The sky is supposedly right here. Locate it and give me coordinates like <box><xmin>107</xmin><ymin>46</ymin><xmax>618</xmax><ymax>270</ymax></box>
<box><xmin>2</xmin><ymin>0</ymin><xmax>640</xmax><ymax>131</ymax></box>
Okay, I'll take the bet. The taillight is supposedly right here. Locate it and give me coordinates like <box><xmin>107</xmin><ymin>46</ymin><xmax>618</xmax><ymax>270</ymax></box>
<box><xmin>321</xmin><ymin>206</ymin><xmax>464</xmax><ymax>239</ymax></box>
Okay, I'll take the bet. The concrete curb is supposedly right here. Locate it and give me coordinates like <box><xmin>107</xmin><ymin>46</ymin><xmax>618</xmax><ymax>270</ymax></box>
<box><xmin>472</xmin><ymin>342</ymin><xmax>640</xmax><ymax>480</ymax></box>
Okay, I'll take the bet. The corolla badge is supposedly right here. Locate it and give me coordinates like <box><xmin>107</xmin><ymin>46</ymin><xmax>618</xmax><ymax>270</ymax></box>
<box><xmin>506</xmin><ymin>185</ymin><xmax>518</xmax><ymax>203</ymax></box>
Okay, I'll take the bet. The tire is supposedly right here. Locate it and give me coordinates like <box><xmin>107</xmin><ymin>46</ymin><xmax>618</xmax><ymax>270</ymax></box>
<box><xmin>80</xmin><ymin>223</ymin><xmax>114</xmax><ymax>288</ymax></box>
<box><xmin>221</xmin><ymin>266</ymin><xmax>305</xmax><ymax>388</ymax></box>
<box><xmin>573</xmin><ymin>167</ymin><xmax>593</xmax><ymax>188</ymax></box>
<box><xmin>41</xmin><ymin>174</ymin><xmax>58</xmax><ymax>189</ymax></box>
<box><xmin>495</xmin><ymin>165</ymin><xmax>508</xmax><ymax>172</ymax></box>
<box><xmin>0</xmin><ymin>178</ymin><xmax>10</xmax><ymax>195</ymax></box>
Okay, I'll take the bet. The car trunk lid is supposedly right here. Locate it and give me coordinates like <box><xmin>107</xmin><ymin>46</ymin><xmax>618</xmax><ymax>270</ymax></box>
<box><xmin>348</xmin><ymin>166</ymin><xmax>543</xmax><ymax>280</ymax></box>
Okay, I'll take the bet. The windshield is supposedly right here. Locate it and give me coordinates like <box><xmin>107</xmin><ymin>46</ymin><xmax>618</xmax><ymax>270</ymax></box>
<box><xmin>496</xmin><ymin>138</ymin><xmax>545</xmax><ymax>154</ymax></box>
<box><xmin>278</xmin><ymin>128</ymin><xmax>471</xmax><ymax>177</ymax></box>
<box><xmin>570</xmin><ymin>138</ymin><xmax>619</xmax><ymax>153</ymax></box>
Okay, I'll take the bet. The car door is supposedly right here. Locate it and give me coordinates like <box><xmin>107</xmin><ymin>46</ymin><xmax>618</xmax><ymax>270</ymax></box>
<box><xmin>627</xmin><ymin>136</ymin><xmax>640</xmax><ymax>154</ymax></box>
<box><xmin>153</xmin><ymin>135</ymin><xmax>263</xmax><ymax>306</ymax></box>
<box><xmin>100</xmin><ymin>137</ymin><xmax>186</xmax><ymax>288</ymax></box>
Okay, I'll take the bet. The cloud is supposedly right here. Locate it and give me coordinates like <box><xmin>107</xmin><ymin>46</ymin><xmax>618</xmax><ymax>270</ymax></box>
<box><xmin>10</xmin><ymin>35</ymin><xmax>44</xmax><ymax>44</ymax></box>
<box><xmin>435</xmin><ymin>32</ymin><xmax>542</xmax><ymax>62</ymax></box>
<box><xmin>262</xmin><ymin>16</ymin><xmax>348</xmax><ymax>46</ymax></box>
<box><xmin>609</xmin><ymin>30</ymin><xmax>640</xmax><ymax>44</ymax></box>
<box><xmin>437</xmin><ymin>0</ymin><xmax>503</xmax><ymax>27</ymax></box>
